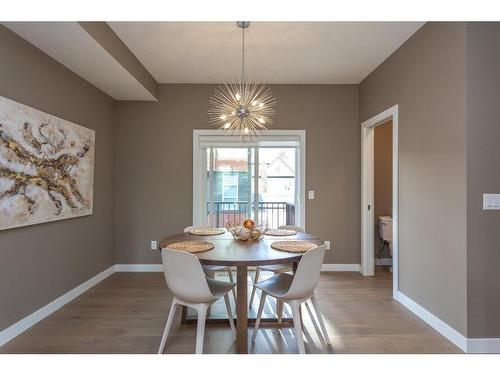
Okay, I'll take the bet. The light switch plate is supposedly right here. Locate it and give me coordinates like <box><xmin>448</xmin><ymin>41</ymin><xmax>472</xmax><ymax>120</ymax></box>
<box><xmin>483</xmin><ymin>194</ymin><xmax>500</xmax><ymax>210</ymax></box>
<box><xmin>324</xmin><ymin>240</ymin><xmax>331</xmax><ymax>250</ymax></box>
<box><xmin>308</xmin><ymin>190</ymin><xmax>315</xmax><ymax>200</ymax></box>
<box><xmin>150</xmin><ymin>240</ymin><xmax>158</xmax><ymax>250</ymax></box>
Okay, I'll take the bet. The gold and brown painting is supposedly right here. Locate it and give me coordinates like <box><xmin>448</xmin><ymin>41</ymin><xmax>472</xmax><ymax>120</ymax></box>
<box><xmin>0</xmin><ymin>96</ymin><xmax>95</xmax><ymax>230</ymax></box>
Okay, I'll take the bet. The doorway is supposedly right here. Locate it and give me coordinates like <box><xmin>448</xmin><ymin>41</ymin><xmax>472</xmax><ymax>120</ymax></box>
<box><xmin>374</xmin><ymin>120</ymin><xmax>393</xmax><ymax>272</ymax></box>
<box><xmin>361</xmin><ymin>105</ymin><xmax>399</xmax><ymax>297</ymax></box>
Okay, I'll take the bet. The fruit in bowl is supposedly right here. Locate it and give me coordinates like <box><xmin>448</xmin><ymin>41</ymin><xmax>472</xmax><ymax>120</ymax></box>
<box><xmin>227</xmin><ymin>222</ymin><xmax>268</xmax><ymax>241</ymax></box>
<box><xmin>243</xmin><ymin>219</ymin><xmax>255</xmax><ymax>229</ymax></box>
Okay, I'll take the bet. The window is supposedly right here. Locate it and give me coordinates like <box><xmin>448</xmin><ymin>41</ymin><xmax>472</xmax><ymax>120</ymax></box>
<box><xmin>193</xmin><ymin>130</ymin><xmax>306</xmax><ymax>229</ymax></box>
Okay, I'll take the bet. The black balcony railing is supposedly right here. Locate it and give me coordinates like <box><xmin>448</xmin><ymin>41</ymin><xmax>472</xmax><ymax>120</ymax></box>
<box><xmin>207</xmin><ymin>201</ymin><xmax>295</xmax><ymax>228</ymax></box>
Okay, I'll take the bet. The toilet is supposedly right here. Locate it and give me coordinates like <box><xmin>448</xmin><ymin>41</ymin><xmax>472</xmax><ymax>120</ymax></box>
<box><xmin>378</xmin><ymin>216</ymin><xmax>393</xmax><ymax>268</ymax></box>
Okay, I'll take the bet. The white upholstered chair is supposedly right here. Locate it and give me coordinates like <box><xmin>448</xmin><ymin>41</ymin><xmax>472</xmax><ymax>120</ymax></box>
<box><xmin>251</xmin><ymin>244</ymin><xmax>330</xmax><ymax>354</ymax></box>
<box><xmin>158</xmin><ymin>248</ymin><xmax>236</xmax><ymax>354</ymax></box>
<box><xmin>184</xmin><ymin>226</ymin><xmax>236</xmax><ymax>301</ymax></box>
<box><xmin>249</xmin><ymin>225</ymin><xmax>305</xmax><ymax>320</ymax></box>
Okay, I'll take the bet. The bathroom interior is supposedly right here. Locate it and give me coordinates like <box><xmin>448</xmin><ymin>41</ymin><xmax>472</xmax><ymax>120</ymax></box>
<box><xmin>374</xmin><ymin>119</ymin><xmax>393</xmax><ymax>273</ymax></box>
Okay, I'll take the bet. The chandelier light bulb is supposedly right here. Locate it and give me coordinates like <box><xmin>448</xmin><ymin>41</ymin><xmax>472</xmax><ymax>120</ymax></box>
<box><xmin>208</xmin><ymin>21</ymin><xmax>276</xmax><ymax>138</ymax></box>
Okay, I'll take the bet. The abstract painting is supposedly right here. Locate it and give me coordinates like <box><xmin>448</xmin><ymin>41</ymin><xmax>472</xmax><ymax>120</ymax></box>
<box><xmin>0</xmin><ymin>96</ymin><xmax>95</xmax><ymax>230</ymax></box>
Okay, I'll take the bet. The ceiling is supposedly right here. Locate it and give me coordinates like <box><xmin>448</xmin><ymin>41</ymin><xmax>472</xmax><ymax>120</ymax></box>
<box><xmin>108</xmin><ymin>22</ymin><xmax>424</xmax><ymax>84</ymax></box>
<box><xmin>3</xmin><ymin>22</ymin><xmax>424</xmax><ymax>100</ymax></box>
<box><xmin>3</xmin><ymin>22</ymin><xmax>157</xmax><ymax>101</ymax></box>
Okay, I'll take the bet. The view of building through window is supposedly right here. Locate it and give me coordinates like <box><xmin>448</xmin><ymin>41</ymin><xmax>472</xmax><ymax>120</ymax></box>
<box><xmin>206</xmin><ymin>147</ymin><xmax>296</xmax><ymax>228</ymax></box>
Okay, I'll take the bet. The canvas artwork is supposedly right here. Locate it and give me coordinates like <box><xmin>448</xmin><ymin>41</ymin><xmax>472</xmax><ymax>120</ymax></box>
<box><xmin>0</xmin><ymin>96</ymin><xmax>95</xmax><ymax>230</ymax></box>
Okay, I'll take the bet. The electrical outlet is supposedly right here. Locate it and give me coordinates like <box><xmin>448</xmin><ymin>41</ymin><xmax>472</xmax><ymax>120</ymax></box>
<box><xmin>150</xmin><ymin>240</ymin><xmax>158</xmax><ymax>250</ymax></box>
<box><xmin>308</xmin><ymin>190</ymin><xmax>315</xmax><ymax>199</ymax></box>
<box><xmin>324</xmin><ymin>240</ymin><xmax>331</xmax><ymax>250</ymax></box>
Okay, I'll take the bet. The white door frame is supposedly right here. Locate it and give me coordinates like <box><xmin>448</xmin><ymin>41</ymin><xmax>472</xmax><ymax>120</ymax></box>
<box><xmin>361</xmin><ymin>105</ymin><xmax>399</xmax><ymax>297</ymax></box>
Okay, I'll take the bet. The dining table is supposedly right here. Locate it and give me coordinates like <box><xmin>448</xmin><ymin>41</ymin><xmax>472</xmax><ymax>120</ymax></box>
<box><xmin>159</xmin><ymin>229</ymin><xmax>323</xmax><ymax>354</ymax></box>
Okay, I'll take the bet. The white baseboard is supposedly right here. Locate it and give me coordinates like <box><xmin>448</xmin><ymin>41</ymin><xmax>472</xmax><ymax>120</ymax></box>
<box><xmin>321</xmin><ymin>264</ymin><xmax>361</xmax><ymax>272</ymax></box>
<box><xmin>375</xmin><ymin>258</ymin><xmax>393</xmax><ymax>266</ymax></box>
<box><xmin>395</xmin><ymin>291</ymin><xmax>500</xmax><ymax>353</ymax></box>
<box><xmin>0</xmin><ymin>265</ymin><xmax>115</xmax><ymax>347</ymax></box>
<box><xmin>467</xmin><ymin>338</ymin><xmax>500</xmax><ymax>353</ymax></box>
<box><xmin>394</xmin><ymin>290</ymin><xmax>467</xmax><ymax>352</ymax></box>
<box><xmin>115</xmin><ymin>264</ymin><xmax>163</xmax><ymax>272</ymax></box>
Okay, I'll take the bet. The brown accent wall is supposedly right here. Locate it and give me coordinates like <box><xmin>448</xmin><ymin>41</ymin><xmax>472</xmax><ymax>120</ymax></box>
<box><xmin>114</xmin><ymin>84</ymin><xmax>359</xmax><ymax>265</ymax></box>
<box><xmin>466</xmin><ymin>22</ymin><xmax>500</xmax><ymax>338</ymax></box>
<box><xmin>359</xmin><ymin>22</ymin><xmax>468</xmax><ymax>334</ymax></box>
<box><xmin>0</xmin><ymin>26</ymin><xmax>115</xmax><ymax>330</ymax></box>
<box><xmin>374</xmin><ymin>120</ymin><xmax>393</xmax><ymax>258</ymax></box>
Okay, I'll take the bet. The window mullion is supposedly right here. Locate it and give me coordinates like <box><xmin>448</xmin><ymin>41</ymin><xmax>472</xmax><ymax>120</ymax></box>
<box><xmin>253</xmin><ymin>147</ymin><xmax>259</xmax><ymax>225</ymax></box>
<box><xmin>209</xmin><ymin>147</ymin><xmax>214</xmax><ymax>227</ymax></box>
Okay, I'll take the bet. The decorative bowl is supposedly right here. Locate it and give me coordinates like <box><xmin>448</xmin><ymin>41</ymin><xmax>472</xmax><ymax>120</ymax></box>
<box><xmin>226</xmin><ymin>223</ymin><xmax>269</xmax><ymax>241</ymax></box>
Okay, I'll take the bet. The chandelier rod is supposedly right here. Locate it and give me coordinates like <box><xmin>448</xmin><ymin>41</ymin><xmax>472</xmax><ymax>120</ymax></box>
<box><xmin>241</xmin><ymin>24</ymin><xmax>245</xmax><ymax>82</ymax></box>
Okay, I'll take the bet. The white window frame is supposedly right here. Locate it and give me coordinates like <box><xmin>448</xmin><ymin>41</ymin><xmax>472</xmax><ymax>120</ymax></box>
<box><xmin>193</xmin><ymin>129</ymin><xmax>306</xmax><ymax>229</ymax></box>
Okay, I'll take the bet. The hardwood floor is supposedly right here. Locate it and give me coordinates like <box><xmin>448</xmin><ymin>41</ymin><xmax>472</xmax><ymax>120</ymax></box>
<box><xmin>0</xmin><ymin>268</ymin><xmax>460</xmax><ymax>354</ymax></box>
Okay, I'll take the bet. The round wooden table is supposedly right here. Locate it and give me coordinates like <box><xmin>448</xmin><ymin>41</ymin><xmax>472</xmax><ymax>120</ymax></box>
<box><xmin>159</xmin><ymin>230</ymin><xmax>322</xmax><ymax>354</ymax></box>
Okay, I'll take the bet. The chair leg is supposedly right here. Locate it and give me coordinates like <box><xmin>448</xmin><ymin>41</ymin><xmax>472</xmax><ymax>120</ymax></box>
<box><xmin>206</xmin><ymin>270</ymin><xmax>215</xmax><ymax>319</ymax></box>
<box><xmin>195</xmin><ymin>304</ymin><xmax>208</xmax><ymax>354</ymax></box>
<box><xmin>252</xmin><ymin>292</ymin><xmax>267</xmax><ymax>342</ymax></box>
<box><xmin>158</xmin><ymin>299</ymin><xmax>178</xmax><ymax>354</ymax></box>
<box><xmin>228</xmin><ymin>269</ymin><xmax>237</xmax><ymax>301</ymax></box>
<box><xmin>277</xmin><ymin>300</ymin><xmax>284</xmax><ymax>324</ymax></box>
<box><xmin>223</xmin><ymin>294</ymin><xmax>236</xmax><ymax>340</ymax></box>
<box><xmin>310</xmin><ymin>294</ymin><xmax>331</xmax><ymax>345</ymax></box>
<box><xmin>304</xmin><ymin>299</ymin><xmax>323</xmax><ymax>340</ymax></box>
<box><xmin>291</xmin><ymin>301</ymin><xmax>305</xmax><ymax>354</ymax></box>
<box><xmin>249</xmin><ymin>268</ymin><xmax>260</xmax><ymax>308</ymax></box>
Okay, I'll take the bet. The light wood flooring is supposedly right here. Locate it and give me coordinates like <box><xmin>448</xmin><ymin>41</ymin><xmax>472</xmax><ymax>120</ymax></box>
<box><xmin>0</xmin><ymin>268</ymin><xmax>461</xmax><ymax>354</ymax></box>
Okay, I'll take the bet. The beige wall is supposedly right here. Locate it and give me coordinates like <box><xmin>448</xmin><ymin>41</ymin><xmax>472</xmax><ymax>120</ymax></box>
<box><xmin>0</xmin><ymin>26</ymin><xmax>115</xmax><ymax>331</ymax></box>
<box><xmin>114</xmin><ymin>84</ymin><xmax>360</xmax><ymax>265</ymax></box>
<box><xmin>374</xmin><ymin>120</ymin><xmax>393</xmax><ymax>258</ymax></box>
<box><xmin>360</xmin><ymin>22</ymin><xmax>468</xmax><ymax>335</ymax></box>
<box><xmin>5</xmin><ymin>20</ymin><xmax>499</xmax><ymax>340</ymax></box>
<box><xmin>466</xmin><ymin>22</ymin><xmax>500</xmax><ymax>338</ymax></box>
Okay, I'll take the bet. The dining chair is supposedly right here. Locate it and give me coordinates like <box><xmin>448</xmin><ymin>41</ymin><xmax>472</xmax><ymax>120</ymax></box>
<box><xmin>158</xmin><ymin>248</ymin><xmax>236</xmax><ymax>354</ymax></box>
<box><xmin>184</xmin><ymin>225</ymin><xmax>236</xmax><ymax>301</ymax></box>
<box><xmin>251</xmin><ymin>244</ymin><xmax>330</xmax><ymax>354</ymax></box>
<box><xmin>249</xmin><ymin>225</ymin><xmax>305</xmax><ymax>321</ymax></box>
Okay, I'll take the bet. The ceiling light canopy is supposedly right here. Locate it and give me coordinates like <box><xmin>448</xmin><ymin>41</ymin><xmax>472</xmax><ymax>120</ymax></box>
<box><xmin>209</xmin><ymin>21</ymin><xmax>276</xmax><ymax>138</ymax></box>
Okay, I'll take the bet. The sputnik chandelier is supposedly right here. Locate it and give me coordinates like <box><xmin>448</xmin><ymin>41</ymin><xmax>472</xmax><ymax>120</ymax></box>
<box><xmin>209</xmin><ymin>21</ymin><xmax>276</xmax><ymax>138</ymax></box>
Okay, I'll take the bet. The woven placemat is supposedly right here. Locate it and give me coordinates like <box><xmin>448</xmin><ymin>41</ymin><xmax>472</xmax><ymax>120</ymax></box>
<box><xmin>169</xmin><ymin>241</ymin><xmax>214</xmax><ymax>253</ymax></box>
<box><xmin>271</xmin><ymin>240</ymin><xmax>318</xmax><ymax>253</ymax></box>
<box><xmin>265</xmin><ymin>229</ymin><xmax>297</xmax><ymax>236</ymax></box>
<box><xmin>189</xmin><ymin>228</ymin><xmax>226</xmax><ymax>236</ymax></box>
